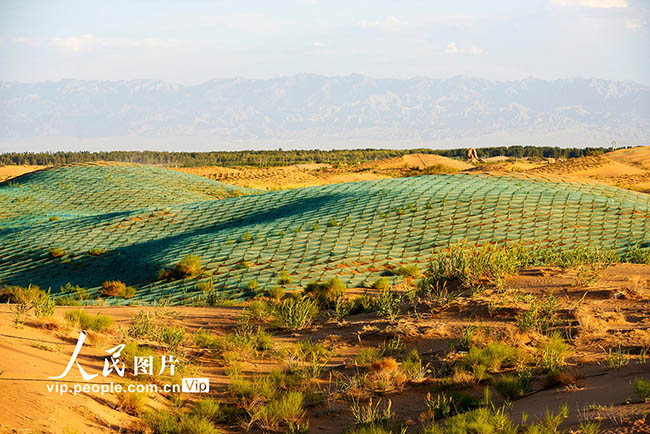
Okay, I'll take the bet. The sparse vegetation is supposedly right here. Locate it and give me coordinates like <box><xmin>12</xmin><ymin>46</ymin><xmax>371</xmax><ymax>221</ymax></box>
<box><xmin>272</xmin><ymin>297</ymin><xmax>319</xmax><ymax>331</ymax></box>
<box><xmin>64</xmin><ymin>309</ymin><xmax>113</xmax><ymax>332</ymax></box>
<box><xmin>100</xmin><ymin>280</ymin><xmax>135</xmax><ymax>298</ymax></box>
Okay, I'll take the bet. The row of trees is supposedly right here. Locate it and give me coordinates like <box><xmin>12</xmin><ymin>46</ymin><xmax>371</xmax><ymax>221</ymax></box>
<box><xmin>0</xmin><ymin>146</ymin><xmax>615</xmax><ymax>167</ymax></box>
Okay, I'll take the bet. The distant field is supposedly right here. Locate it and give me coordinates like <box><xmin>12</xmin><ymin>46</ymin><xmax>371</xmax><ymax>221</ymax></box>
<box><xmin>1</xmin><ymin>162</ymin><xmax>648</xmax><ymax>304</ymax></box>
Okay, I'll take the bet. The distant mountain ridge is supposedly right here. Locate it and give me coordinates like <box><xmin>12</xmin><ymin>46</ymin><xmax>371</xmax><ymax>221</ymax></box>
<box><xmin>1</xmin><ymin>74</ymin><xmax>648</xmax><ymax>150</ymax></box>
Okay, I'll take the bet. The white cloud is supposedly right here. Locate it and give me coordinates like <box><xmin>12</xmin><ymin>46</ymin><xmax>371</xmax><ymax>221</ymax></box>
<box><xmin>358</xmin><ymin>16</ymin><xmax>409</xmax><ymax>29</ymax></box>
<box><xmin>550</xmin><ymin>0</ymin><xmax>628</xmax><ymax>8</ymax></box>
<box><xmin>312</xmin><ymin>42</ymin><xmax>325</xmax><ymax>47</ymax></box>
<box><xmin>444</xmin><ymin>42</ymin><xmax>485</xmax><ymax>55</ymax></box>
<box><xmin>625</xmin><ymin>19</ymin><xmax>645</xmax><ymax>30</ymax></box>
<box><xmin>51</xmin><ymin>35</ymin><xmax>179</xmax><ymax>53</ymax></box>
<box><xmin>10</xmin><ymin>36</ymin><xmax>40</xmax><ymax>47</ymax></box>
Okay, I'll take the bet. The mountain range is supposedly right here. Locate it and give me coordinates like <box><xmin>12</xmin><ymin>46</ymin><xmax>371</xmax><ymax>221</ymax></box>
<box><xmin>1</xmin><ymin>74</ymin><xmax>648</xmax><ymax>151</ymax></box>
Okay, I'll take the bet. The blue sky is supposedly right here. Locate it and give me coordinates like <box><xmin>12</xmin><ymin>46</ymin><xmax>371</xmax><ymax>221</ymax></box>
<box><xmin>1</xmin><ymin>0</ymin><xmax>648</xmax><ymax>84</ymax></box>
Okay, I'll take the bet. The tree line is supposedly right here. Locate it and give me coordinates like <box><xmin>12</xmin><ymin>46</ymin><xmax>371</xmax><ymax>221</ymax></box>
<box><xmin>0</xmin><ymin>146</ymin><xmax>615</xmax><ymax>167</ymax></box>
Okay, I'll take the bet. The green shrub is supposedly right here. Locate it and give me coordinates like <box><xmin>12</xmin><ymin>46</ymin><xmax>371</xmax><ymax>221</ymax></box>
<box><xmin>371</xmin><ymin>278</ymin><xmax>390</xmax><ymax>290</ymax></box>
<box><xmin>127</xmin><ymin>311</ymin><xmax>156</xmax><ymax>338</ymax></box>
<box><xmin>247</xmin><ymin>279</ymin><xmax>259</xmax><ymax>290</ymax></box>
<box><xmin>634</xmin><ymin>377</ymin><xmax>650</xmax><ymax>401</ymax></box>
<box><xmin>420</xmin><ymin>406</ymin><xmax>517</xmax><ymax>434</ymax></box>
<box><xmin>173</xmin><ymin>254</ymin><xmax>202</xmax><ymax>278</ymax></box>
<box><xmin>277</xmin><ymin>270</ymin><xmax>293</xmax><ymax>285</ymax></box>
<box><xmin>349</xmin><ymin>398</ymin><xmax>394</xmax><ymax>428</ymax></box>
<box><xmin>267</xmin><ymin>286</ymin><xmax>285</xmax><ymax>300</ymax></box>
<box><xmin>328</xmin><ymin>218</ymin><xmax>339</xmax><ymax>227</ymax></box>
<box><xmin>57</xmin><ymin>283</ymin><xmax>90</xmax><ymax>305</ymax></box>
<box><xmin>87</xmin><ymin>248</ymin><xmax>106</xmax><ymax>256</ymax></box>
<box><xmin>143</xmin><ymin>410</ymin><xmax>180</xmax><ymax>434</ymax></box>
<box><xmin>494</xmin><ymin>373</ymin><xmax>531</xmax><ymax>401</ymax></box>
<box><xmin>463</xmin><ymin>342</ymin><xmax>519</xmax><ymax>380</ymax></box>
<box><xmin>624</xmin><ymin>244</ymin><xmax>650</xmax><ymax>264</ymax></box>
<box><xmin>394</xmin><ymin>265</ymin><xmax>419</xmax><ymax>278</ymax></box>
<box><xmin>401</xmin><ymin>349</ymin><xmax>426</xmax><ymax>381</ymax></box>
<box><xmin>115</xmin><ymin>389</ymin><xmax>146</xmax><ymax>416</ymax></box>
<box><xmin>248</xmin><ymin>391</ymin><xmax>305</xmax><ymax>431</ymax></box>
<box><xmin>537</xmin><ymin>333</ymin><xmax>570</xmax><ymax>376</ymax></box>
<box><xmin>177</xmin><ymin>414</ymin><xmax>221</xmax><ymax>434</ymax></box>
<box><xmin>100</xmin><ymin>280</ymin><xmax>135</xmax><ymax>298</ymax></box>
<box><xmin>157</xmin><ymin>325</ymin><xmax>185</xmax><ymax>349</ymax></box>
<box><xmin>191</xmin><ymin>398</ymin><xmax>239</xmax><ymax>424</ymax></box>
<box><xmin>356</xmin><ymin>347</ymin><xmax>383</xmax><ymax>366</ymax></box>
<box><xmin>517</xmin><ymin>295</ymin><xmax>558</xmax><ymax>334</ymax></box>
<box><xmin>65</xmin><ymin>310</ymin><xmax>113</xmax><ymax>332</ymax></box>
<box><xmin>375</xmin><ymin>288</ymin><xmax>401</xmax><ymax>320</ymax></box>
<box><xmin>305</xmin><ymin>278</ymin><xmax>347</xmax><ymax>307</ymax></box>
<box><xmin>193</xmin><ymin>329</ymin><xmax>220</xmax><ymax>349</ymax></box>
<box><xmin>49</xmin><ymin>247</ymin><xmax>66</xmax><ymax>258</ymax></box>
<box><xmin>273</xmin><ymin>297</ymin><xmax>319</xmax><ymax>331</ymax></box>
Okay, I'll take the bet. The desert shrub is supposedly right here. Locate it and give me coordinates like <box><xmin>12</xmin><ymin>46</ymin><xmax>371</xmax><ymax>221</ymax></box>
<box><xmin>4</xmin><ymin>285</ymin><xmax>55</xmax><ymax>319</ymax></box>
<box><xmin>375</xmin><ymin>288</ymin><xmax>401</xmax><ymax>320</ymax></box>
<box><xmin>4</xmin><ymin>285</ymin><xmax>47</xmax><ymax>325</ymax></box>
<box><xmin>157</xmin><ymin>325</ymin><xmax>185</xmax><ymax>349</ymax></box>
<box><xmin>191</xmin><ymin>398</ymin><xmax>240</xmax><ymax>424</ymax></box>
<box><xmin>57</xmin><ymin>283</ymin><xmax>91</xmax><ymax>305</ymax></box>
<box><xmin>116</xmin><ymin>389</ymin><xmax>146</xmax><ymax>416</ymax></box>
<box><xmin>577</xmin><ymin>421</ymin><xmax>601</xmax><ymax>434</ymax></box>
<box><xmin>277</xmin><ymin>270</ymin><xmax>293</xmax><ymax>285</ymax></box>
<box><xmin>605</xmin><ymin>345</ymin><xmax>630</xmax><ymax>369</ymax></box>
<box><xmin>371</xmin><ymin>278</ymin><xmax>390</xmax><ymax>290</ymax></box>
<box><xmin>421</xmin><ymin>242</ymin><xmax>526</xmax><ymax>292</ymax></box>
<box><xmin>142</xmin><ymin>411</ymin><xmax>178</xmax><ymax>434</ymax></box>
<box><xmin>401</xmin><ymin>349</ymin><xmax>426</xmax><ymax>381</ymax></box>
<box><xmin>495</xmin><ymin>372</ymin><xmax>532</xmax><ymax>401</ymax></box>
<box><xmin>420</xmin><ymin>406</ymin><xmax>517</xmax><ymax>434</ymax></box>
<box><xmin>349</xmin><ymin>398</ymin><xmax>394</xmax><ymax>428</ymax></box>
<box><xmin>537</xmin><ymin>333</ymin><xmax>571</xmax><ymax>376</ymax></box>
<box><xmin>305</xmin><ymin>278</ymin><xmax>346</xmax><ymax>307</ymax></box>
<box><xmin>421</xmin><ymin>391</ymin><xmax>481</xmax><ymax>422</ymax></box>
<box><xmin>248</xmin><ymin>391</ymin><xmax>306</xmax><ymax>432</ymax></box>
<box><xmin>462</xmin><ymin>342</ymin><xmax>520</xmax><ymax>380</ymax></box>
<box><xmin>32</xmin><ymin>289</ymin><xmax>56</xmax><ymax>317</ymax></box>
<box><xmin>87</xmin><ymin>248</ymin><xmax>106</xmax><ymax>256</ymax></box>
<box><xmin>49</xmin><ymin>216</ymin><xmax>59</xmax><ymax>221</ymax></box>
<box><xmin>49</xmin><ymin>247</ymin><xmax>66</xmax><ymax>258</ymax></box>
<box><xmin>177</xmin><ymin>415</ymin><xmax>221</xmax><ymax>434</ymax></box>
<box><xmin>517</xmin><ymin>295</ymin><xmax>559</xmax><ymax>334</ymax></box>
<box><xmin>394</xmin><ymin>265</ymin><xmax>419</xmax><ymax>278</ymax></box>
<box><xmin>193</xmin><ymin>329</ymin><xmax>220</xmax><ymax>349</ymax></box>
<box><xmin>634</xmin><ymin>377</ymin><xmax>650</xmax><ymax>401</ymax></box>
<box><xmin>350</xmin><ymin>293</ymin><xmax>377</xmax><ymax>314</ymax></box>
<box><xmin>240</xmin><ymin>231</ymin><xmax>253</xmax><ymax>242</ymax></box>
<box><xmin>328</xmin><ymin>218</ymin><xmax>339</xmax><ymax>227</ymax></box>
<box><xmin>128</xmin><ymin>311</ymin><xmax>156</xmax><ymax>339</ymax></box>
<box><xmin>453</xmin><ymin>325</ymin><xmax>478</xmax><ymax>352</ymax></box>
<box><xmin>346</xmin><ymin>425</ymin><xmax>400</xmax><ymax>434</ymax></box>
<box><xmin>65</xmin><ymin>310</ymin><xmax>113</xmax><ymax>332</ymax></box>
<box><xmin>273</xmin><ymin>297</ymin><xmax>319</xmax><ymax>331</ymax></box>
<box><xmin>625</xmin><ymin>244</ymin><xmax>650</xmax><ymax>264</ymax></box>
<box><xmin>174</xmin><ymin>254</ymin><xmax>202</xmax><ymax>278</ymax></box>
<box><xmin>100</xmin><ymin>280</ymin><xmax>135</xmax><ymax>298</ymax></box>
<box><xmin>417</xmin><ymin>280</ymin><xmax>461</xmax><ymax>306</ymax></box>
<box><xmin>357</xmin><ymin>347</ymin><xmax>383</xmax><ymax>366</ymax></box>
<box><xmin>267</xmin><ymin>286</ymin><xmax>285</xmax><ymax>300</ymax></box>
<box><xmin>247</xmin><ymin>279</ymin><xmax>259</xmax><ymax>290</ymax></box>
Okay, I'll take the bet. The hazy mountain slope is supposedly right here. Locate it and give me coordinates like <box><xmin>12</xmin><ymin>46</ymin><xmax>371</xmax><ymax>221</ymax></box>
<box><xmin>1</xmin><ymin>75</ymin><xmax>648</xmax><ymax>150</ymax></box>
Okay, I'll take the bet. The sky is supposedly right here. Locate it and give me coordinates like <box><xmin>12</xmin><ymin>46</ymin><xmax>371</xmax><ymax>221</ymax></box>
<box><xmin>0</xmin><ymin>0</ymin><xmax>649</xmax><ymax>85</ymax></box>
